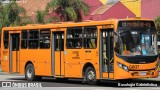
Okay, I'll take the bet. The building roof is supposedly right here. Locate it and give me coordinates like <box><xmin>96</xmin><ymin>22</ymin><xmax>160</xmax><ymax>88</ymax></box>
<box><xmin>84</xmin><ymin>1</ymin><xmax>136</xmax><ymax>21</ymax></box>
<box><xmin>18</xmin><ymin>0</ymin><xmax>50</xmax><ymax>16</ymax></box>
<box><xmin>91</xmin><ymin>4</ymin><xmax>114</xmax><ymax>15</ymax></box>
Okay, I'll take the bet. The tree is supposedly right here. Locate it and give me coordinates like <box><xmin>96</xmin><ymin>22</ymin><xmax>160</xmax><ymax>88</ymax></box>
<box><xmin>155</xmin><ymin>16</ymin><xmax>160</xmax><ymax>39</ymax></box>
<box><xmin>35</xmin><ymin>10</ymin><xmax>45</xmax><ymax>24</ymax></box>
<box><xmin>35</xmin><ymin>10</ymin><xmax>60</xmax><ymax>24</ymax></box>
<box><xmin>0</xmin><ymin>0</ymin><xmax>26</xmax><ymax>32</ymax></box>
<box><xmin>0</xmin><ymin>0</ymin><xmax>2</xmax><ymax>7</ymax></box>
<box><xmin>46</xmin><ymin>0</ymin><xmax>90</xmax><ymax>22</ymax></box>
<box><xmin>155</xmin><ymin>16</ymin><xmax>160</xmax><ymax>54</ymax></box>
<box><xmin>19</xmin><ymin>16</ymin><xmax>34</xmax><ymax>26</ymax></box>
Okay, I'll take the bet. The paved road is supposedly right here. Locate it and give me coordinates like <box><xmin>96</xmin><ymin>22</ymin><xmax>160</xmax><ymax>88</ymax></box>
<box><xmin>0</xmin><ymin>72</ymin><xmax>160</xmax><ymax>90</ymax></box>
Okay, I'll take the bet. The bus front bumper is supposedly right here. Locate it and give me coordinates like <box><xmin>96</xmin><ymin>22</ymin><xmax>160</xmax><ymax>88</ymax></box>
<box><xmin>114</xmin><ymin>67</ymin><xmax>159</xmax><ymax>80</ymax></box>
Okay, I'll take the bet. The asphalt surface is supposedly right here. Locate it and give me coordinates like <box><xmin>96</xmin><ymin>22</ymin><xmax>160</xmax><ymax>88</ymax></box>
<box><xmin>0</xmin><ymin>72</ymin><xmax>160</xmax><ymax>90</ymax></box>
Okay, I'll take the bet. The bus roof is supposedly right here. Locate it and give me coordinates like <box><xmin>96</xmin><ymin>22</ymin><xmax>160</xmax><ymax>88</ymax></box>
<box><xmin>2</xmin><ymin>18</ymin><xmax>153</xmax><ymax>31</ymax></box>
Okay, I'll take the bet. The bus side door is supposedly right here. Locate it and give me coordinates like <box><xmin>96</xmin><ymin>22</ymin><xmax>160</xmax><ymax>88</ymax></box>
<box><xmin>100</xmin><ymin>29</ymin><xmax>114</xmax><ymax>79</ymax></box>
<box><xmin>52</xmin><ymin>31</ymin><xmax>64</xmax><ymax>76</ymax></box>
<box><xmin>9</xmin><ymin>32</ymin><xmax>20</xmax><ymax>73</ymax></box>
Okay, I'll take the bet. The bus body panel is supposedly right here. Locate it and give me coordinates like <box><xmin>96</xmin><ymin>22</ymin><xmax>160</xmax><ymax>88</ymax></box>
<box><xmin>19</xmin><ymin>49</ymin><xmax>51</xmax><ymax>76</ymax></box>
<box><xmin>64</xmin><ymin>49</ymin><xmax>84</xmax><ymax>78</ymax></box>
<box><xmin>19</xmin><ymin>61</ymin><xmax>25</xmax><ymax>74</ymax></box>
<box><xmin>1</xmin><ymin>50</ymin><xmax>9</xmax><ymax>73</ymax></box>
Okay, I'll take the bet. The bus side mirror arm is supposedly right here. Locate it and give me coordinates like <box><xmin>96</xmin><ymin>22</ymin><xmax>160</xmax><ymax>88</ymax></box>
<box><xmin>114</xmin><ymin>47</ymin><xmax>118</xmax><ymax>52</ymax></box>
<box><xmin>114</xmin><ymin>32</ymin><xmax>118</xmax><ymax>43</ymax></box>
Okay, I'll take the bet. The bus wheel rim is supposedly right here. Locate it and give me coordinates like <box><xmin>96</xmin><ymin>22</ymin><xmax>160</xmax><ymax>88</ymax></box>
<box><xmin>87</xmin><ymin>71</ymin><xmax>95</xmax><ymax>80</ymax></box>
<box><xmin>27</xmin><ymin>67</ymin><xmax>33</xmax><ymax>78</ymax></box>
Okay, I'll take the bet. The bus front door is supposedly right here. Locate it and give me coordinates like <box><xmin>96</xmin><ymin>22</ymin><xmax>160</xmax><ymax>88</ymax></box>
<box><xmin>52</xmin><ymin>32</ymin><xmax>64</xmax><ymax>76</ymax></box>
<box><xmin>10</xmin><ymin>33</ymin><xmax>20</xmax><ymax>73</ymax></box>
<box><xmin>100</xmin><ymin>29</ymin><xmax>114</xmax><ymax>79</ymax></box>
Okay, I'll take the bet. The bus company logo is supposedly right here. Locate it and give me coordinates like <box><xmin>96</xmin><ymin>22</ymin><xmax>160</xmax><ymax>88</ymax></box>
<box><xmin>2</xmin><ymin>82</ymin><xmax>12</xmax><ymax>87</ymax></box>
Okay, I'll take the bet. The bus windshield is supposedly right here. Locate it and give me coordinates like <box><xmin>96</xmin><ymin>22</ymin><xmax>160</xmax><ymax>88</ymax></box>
<box><xmin>116</xmin><ymin>21</ymin><xmax>158</xmax><ymax>56</ymax></box>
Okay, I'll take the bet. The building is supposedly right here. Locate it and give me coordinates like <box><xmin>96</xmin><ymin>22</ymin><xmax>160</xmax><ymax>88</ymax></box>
<box><xmin>83</xmin><ymin>1</ymin><xmax>136</xmax><ymax>21</ymax></box>
<box><xmin>141</xmin><ymin>0</ymin><xmax>160</xmax><ymax>19</ymax></box>
<box><xmin>18</xmin><ymin>0</ymin><xmax>50</xmax><ymax>16</ymax></box>
<box><xmin>9</xmin><ymin>0</ymin><xmax>136</xmax><ymax>21</ymax></box>
<box><xmin>120</xmin><ymin>0</ymin><xmax>141</xmax><ymax>17</ymax></box>
<box><xmin>2</xmin><ymin>0</ymin><xmax>160</xmax><ymax>20</ymax></box>
<box><xmin>121</xmin><ymin>0</ymin><xmax>160</xmax><ymax>20</ymax></box>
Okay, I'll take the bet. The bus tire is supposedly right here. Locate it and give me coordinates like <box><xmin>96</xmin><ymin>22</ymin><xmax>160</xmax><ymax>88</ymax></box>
<box><xmin>85</xmin><ymin>67</ymin><xmax>97</xmax><ymax>85</ymax></box>
<box><xmin>25</xmin><ymin>64</ymin><xmax>36</xmax><ymax>81</ymax></box>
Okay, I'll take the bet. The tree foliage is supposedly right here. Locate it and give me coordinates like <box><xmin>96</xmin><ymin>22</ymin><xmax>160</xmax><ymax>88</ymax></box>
<box><xmin>155</xmin><ymin>16</ymin><xmax>160</xmax><ymax>39</ymax></box>
<box><xmin>46</xmin><ymin>0</ymin><xmax>90</xmax><ymax>22</ymax></box>
<box><xmin>35</xmin><ymin>9</ymin><xmax>60</xmax><ymax>24</ymax></box>
<box><xmin>0</xmin><ymin>0</ymin><xmax>29</xmax><ymax>32</ymax></box>
<box><xmin>35</xmin><ymin>10</ymin><xmax>46</xmax><ymax>24</ymax></box>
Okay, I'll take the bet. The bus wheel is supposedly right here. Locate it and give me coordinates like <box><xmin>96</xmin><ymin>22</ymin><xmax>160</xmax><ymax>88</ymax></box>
<box><xmin>25</xmin><ymin>64</ymin><xmax>36</xmax><ymax>81</ymax></box>
<box><xmin>85</xmin><ymin>67</ymin><xmax>97</xmax><ymax>85</ymax></box>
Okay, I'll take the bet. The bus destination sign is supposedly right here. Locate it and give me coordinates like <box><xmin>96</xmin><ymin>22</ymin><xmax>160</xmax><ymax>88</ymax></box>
<box><xmin>118</xmin><ymin>21</ymin><xmax>155</xmax><ymax>28</ymax></box>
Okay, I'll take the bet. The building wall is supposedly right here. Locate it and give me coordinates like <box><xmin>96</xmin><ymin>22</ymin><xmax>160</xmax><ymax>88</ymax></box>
<box><xmin>141</xmin><ymin>0</ymin><xmax>160</xmax><ymax>20</ymax></box>
<box><xmin>120</xmin><ymin>0</ymin><xmax>141</xmax><ymax>17</ymax></box>
<box><xmin>101</xmin><ymin>1</ymin><xmax>136</xmax><ymax>20</ymax></box>
<box><xmin>84</xmin><ymin>0</ymin><xmax>102</xmax><ymax>7</ymax></box>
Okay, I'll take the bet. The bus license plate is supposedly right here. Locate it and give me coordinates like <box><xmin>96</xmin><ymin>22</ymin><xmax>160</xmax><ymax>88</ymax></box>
<box><xmin>139</xmin><ymin>72</ymin><xmax>146</xmax><ymax>76</ymax></box>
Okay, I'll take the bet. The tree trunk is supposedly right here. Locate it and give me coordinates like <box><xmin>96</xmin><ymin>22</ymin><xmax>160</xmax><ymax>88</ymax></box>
<box><xmin>64</xmin><ymin>13</ymin><xmax>67</xmax><ymax>22</ymax></box>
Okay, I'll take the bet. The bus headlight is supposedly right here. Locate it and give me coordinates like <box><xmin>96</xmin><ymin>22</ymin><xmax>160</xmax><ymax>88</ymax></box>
<box><xmin>117</xmin><ymin>62</ymin><xmax>129</xmax><ymax>72</ymax></box>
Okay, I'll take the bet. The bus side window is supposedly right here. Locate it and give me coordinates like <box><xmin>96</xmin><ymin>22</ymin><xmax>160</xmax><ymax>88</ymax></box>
<box><xmin>67</xmin><ymin>27</ymin><xmax>82</xmax><ymax>49</ymax></box>
<box><xmin>21</xmin><ymin>30</ymin><xmax>28</xmax><ymax>49</ymax></box>
<box><xmin>84</xmin><ymin>26</ymin><xmax>97</xmax><ymax>49</ymax></box>
<box><xmin>40</xmin><ymin>30</ymin><xmax>50</xmax><ymax>49</ymax></box>
<box><xmin>3</xmin><ymin>31</ymin><xmax>9</xmax><ymax>49</ymax></box>
<box><xmin>28</xmin><ymin>30</ymin><xmax>39</xmax><ymax>49</ymax></box>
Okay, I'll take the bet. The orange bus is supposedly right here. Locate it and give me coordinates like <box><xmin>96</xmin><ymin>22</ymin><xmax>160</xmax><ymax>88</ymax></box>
<box><xmin>1</xmin><ymin>18</ymin><xmax>159</xmax><ymax>84</ymax></box>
